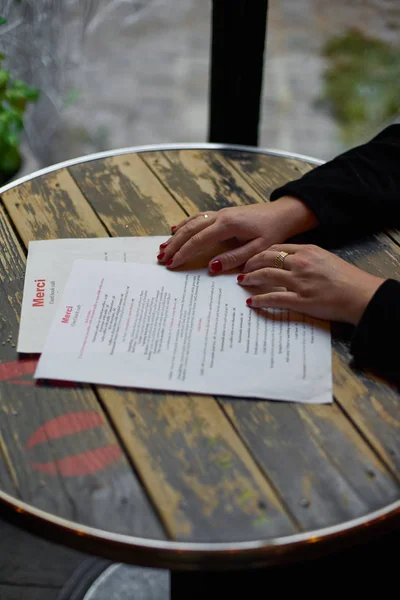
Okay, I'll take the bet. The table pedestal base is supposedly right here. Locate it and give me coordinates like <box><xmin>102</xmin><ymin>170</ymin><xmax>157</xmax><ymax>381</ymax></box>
<box><xmin>56</xmin><ymin>560</ymin><xmax>169</xmax><ymax>600</ymax></box>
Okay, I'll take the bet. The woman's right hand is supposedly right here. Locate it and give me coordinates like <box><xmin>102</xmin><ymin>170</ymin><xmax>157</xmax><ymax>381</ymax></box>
<box><xmin>157</xmin><ymin>196</ymin><xmax>318</xmax><ymax>273</ymax></box>
<box><xmin>240</xmin><ymin>243</ymin><xmax>385</xmax><ymax>324</ymax></box>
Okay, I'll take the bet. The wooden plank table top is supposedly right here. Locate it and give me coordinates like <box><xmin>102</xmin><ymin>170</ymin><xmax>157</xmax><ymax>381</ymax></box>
<box><xmin>0</xmin><ymin>143</ymin><xmax>400</xmax><ymax>571</ymax></box>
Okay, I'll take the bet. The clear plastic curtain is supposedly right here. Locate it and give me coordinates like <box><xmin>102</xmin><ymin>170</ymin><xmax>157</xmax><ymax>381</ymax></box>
<box><xmin>0</xmin><ymin>0</ymin><xmax>154</xmax><ymax>165</ymax></box>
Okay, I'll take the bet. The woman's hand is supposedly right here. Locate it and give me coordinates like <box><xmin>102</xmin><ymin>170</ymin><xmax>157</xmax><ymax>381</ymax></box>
<box><xmin>157</xmin><ymin>196</ymin><xmax>318</xmax><ymax>272</ymax></box>
<box><xmin>239</xmin><ymin>244</ymin><xmax>385</xmax><ymax>325</ymax></box>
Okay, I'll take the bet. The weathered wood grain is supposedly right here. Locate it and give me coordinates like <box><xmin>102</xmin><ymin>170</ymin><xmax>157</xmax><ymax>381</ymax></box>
<box><xmin>334</xmin><ymin>232</ymin><xmax>400</xmax><ymax>281</ymax></box>
<box><xmin>290</xmin><ymin>209</ymin><xmax>400</xmax><ymax>483</ymax></box>
<box><xmin>311</xmin><ymin>234</ymin><xmax>400</xmax><ymax>478</ymax></box>
<box><xmin>332</xmin><ymin>353</ymin><xmax>400</xmax><ymax>475</ymax></box>
<box><xmin>0</xmin><ymin>208</ymin><xmax>24</xmax><ymax>497</ymax></box>
<box><xmin>2</xmin><ymin>149</ymin><xmax>400</xmax><ymax>548</ymax></box>
<box><xmin>218</xmin><ymin>151</ymin><xmax>400</xmax><ymax>482</ymax></box>
<box><xmin>223</xmin><ymin>150</ymin><xmax>314</xmax><ymax>198</ymax></box>
<box><xmin>141</xmin><ymin>150</ymin><xmax>264</xmax><ymax>213</ymax></box>
<box><xmin>0</xmin><ymin>387</ymin><xmax>164</xmax><ymax>537</ymax></box>
<box><xmin>3</xmin><ymin>158</ymin><xmax>297</xmax><ymax>541</ymax></box>
<box><xmin>386</xmin><ymin>229</ymin><xmax>400</xmax><ymax>248</ymax></box>
<box><xmin>221</xmin><ymin>399</ymin><xmax>399</xmax><ymax>529</ymax></box>
<box><xmin>2</xmin><ymin>169</ymin><xmax>107</xmax><ymax>244</ymax></box>
<box><xmin>68</xmin><ymin>156</ymin><xmax>297</xmax><ymax>540</ymax></box>
<box><xmin>142</xmin><ymin>149</ymin><xmax>400</xmax><ymax>518</ymax></box>
<box><xmin>101</xmin><ymin>391</ymin><xmax>295</xmax><ymax>541</ymax></box>
<box><xmin>70</xmin><ymin>151</ymin><xmax>400</xmax><ymax>532</ymax></box>
<box><xmin>0</xmin><ymin>436</ymin><xmax>17</xmax><ymax>496</ymax></box>
<box><xmin>0</xmin><ymin>203</ymin><xmax>26</xmax><ymax>354</ymax></box>
<box><xmin>0</xmin><ymin>201</ymin><xmax>163</xmax><ymax>538</ymax></box>
<box><xmin>69</xmin><ymin>155</ymin><xmax>184</xmax><ymax>236</ymax></box>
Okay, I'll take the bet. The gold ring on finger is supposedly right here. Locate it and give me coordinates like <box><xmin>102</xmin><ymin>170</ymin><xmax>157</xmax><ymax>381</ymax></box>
<box><xmin>274</xmin><ymin>251</ymin><xmax>289</xmax><ymax>269</ymax></box>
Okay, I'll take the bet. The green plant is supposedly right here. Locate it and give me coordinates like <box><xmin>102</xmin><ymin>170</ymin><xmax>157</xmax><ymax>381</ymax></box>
<box><xmin>0</xmin><ymin>16</ymin><xmax>39</xmax><ymax>181</ymax></box>
<box><xmin>321</xmin><ymin>28</ymin><xmax>400</xmax><ymax>143</ymax></box>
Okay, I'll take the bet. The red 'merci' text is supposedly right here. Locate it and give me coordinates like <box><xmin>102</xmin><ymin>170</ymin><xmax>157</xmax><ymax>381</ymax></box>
<box><xmin>32</xmin><ymin>279</ymin><xmax>46</xmax><ymax>307</ymax></box>
<box><xmin>62</xmin><ymin>306</ymin><xmax>73</xmax><ymax>324</ymax></box>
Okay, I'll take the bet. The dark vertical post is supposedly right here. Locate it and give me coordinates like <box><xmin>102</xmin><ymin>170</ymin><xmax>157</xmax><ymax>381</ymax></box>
<box><xmin>208</xmin><ymin>0</ymin><xmax>269</xmax><ymax>146</ymax></box>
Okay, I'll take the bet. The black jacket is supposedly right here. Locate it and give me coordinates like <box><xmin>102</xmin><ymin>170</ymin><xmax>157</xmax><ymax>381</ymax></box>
<box><xmin>270</xmin><ymin>125</ymin><xmax>400</xmax><ymax>381</ymax></box>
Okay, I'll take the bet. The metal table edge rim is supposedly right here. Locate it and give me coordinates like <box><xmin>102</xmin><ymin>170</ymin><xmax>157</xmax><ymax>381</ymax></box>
<box><xmin>0</xmin><ymin>142</ymin><xmax>324</xmax><ymax>195</ymax></box>
<box><xmin>4</xmin><ymin>141</ymin><xmax>389</xmax><ymax>567</ymax></box>
<box><xmin>1</xmin><ymin>488</ymin><xmax>399</xmax><ymax>568</ymax></box>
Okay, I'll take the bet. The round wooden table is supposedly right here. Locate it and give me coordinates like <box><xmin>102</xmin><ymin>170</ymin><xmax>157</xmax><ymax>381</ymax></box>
<box><xmin>1</xmin><ymin>144</ymin><xmax>400</xmax><ymax>585</ymax></box>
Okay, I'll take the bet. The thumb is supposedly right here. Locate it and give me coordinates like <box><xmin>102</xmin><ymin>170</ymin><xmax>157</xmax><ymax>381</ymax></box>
<box><xmin>208</xmin><ymin>238</ymin><xmax>265</xmax><ymax>273</ymax></box>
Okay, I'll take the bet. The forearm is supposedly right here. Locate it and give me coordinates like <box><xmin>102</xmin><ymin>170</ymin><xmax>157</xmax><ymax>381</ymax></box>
<box><xmin>270</xmin><ymin>125</ymin><xmax>400</xmax><ymax>236</ymax></box>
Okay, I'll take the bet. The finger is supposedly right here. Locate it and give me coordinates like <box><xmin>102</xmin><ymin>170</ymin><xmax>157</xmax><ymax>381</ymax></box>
<box><xmin>167</xmin><ymin>222</ymin><xmax>233</xmax><ymax>268</ymax></box>
<box><xmin>171</xmin><ymin>212</ymin><xmax>217</xmax><ymax>234</ymax></box>
<box><xmin>238</xmin><ymin>267</ymin><xmax>293</xmax><ymax>288</ymax></box>
<box><xmin>159</xmin><ymin>213</ymin><xmax>217</xmax><ymax>262</ymax></box>
<box><xmin>208</xmin><ymin>238</ymin><xmax>266</xmax><ymax>274</ymax></box>
<box><xmin>170</xmin><ymin>214</ymin><xmax>202</xmax><ymax>234</ymax></box>
<box><xmin>248</xmin><ymin>291</ymin><xmax>305</xmax><ymax>311</ymax></box>
<box><xmin>244</xmin><ymin>250</ymin><xmax>295</xmax><ymax>274</ymax></box>
<box><xmin>268</xmin><ymin>244</ymin><xmax>305</xmax><ymax>254</ymax></box>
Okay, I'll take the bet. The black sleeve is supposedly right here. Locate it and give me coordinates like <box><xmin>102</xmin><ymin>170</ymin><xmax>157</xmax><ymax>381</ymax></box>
<box><xmin>351</xmin><ymin>279</ymin><xmax>400</xmax><ymax>383</ymax></box>
<box><xmin>270</xmin><ymin>125</ymin><xmax>400</xmax><ymax>236</ymax></box>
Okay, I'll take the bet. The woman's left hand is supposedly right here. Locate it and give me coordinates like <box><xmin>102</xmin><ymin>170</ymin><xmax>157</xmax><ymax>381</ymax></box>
<box><xmin>239</xmin><ymin>244</ymin><xmax>385</xmax><ymax>325</ymax></box>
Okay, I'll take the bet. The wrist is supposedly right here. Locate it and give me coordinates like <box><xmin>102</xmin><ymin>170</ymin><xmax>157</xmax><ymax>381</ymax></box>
<box><xmin>272</xmin><ymin>195</ymin><xmax>318</xmax><ymax>239</ymax></box>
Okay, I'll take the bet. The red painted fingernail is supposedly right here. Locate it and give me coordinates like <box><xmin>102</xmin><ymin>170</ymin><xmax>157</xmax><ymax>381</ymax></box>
<box><xmin>210</xmin><ymin>260</ymin><xmax>222</xmax><ymax>273</ymax></box>
<box><xmin>237</xmin><ymin>274</ymin><xmax>244</xmax><ymax>283</ymax></box>
<box><xmin>159</xmin><ymin>242</ymin><xmax>168</xmax><ymax>249</ymax></box>
<box><xmin>166</xmin><ymin>259</ymin><xmax>174</xmax><ymax>266</ymax></box>
<box><xmin>246</xmin><ymin>298</ymin><xmax>252</xmax><ymax>306</ymax></box>
<box><xmin>157</xmin><ymin>252</ymin><xmax>165</xmax><ymax>261</ymax></box>
<box><xmin>171</xmin><ymin>225</ymin><xmax>177</xmax><ymax>232</ymax></box>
